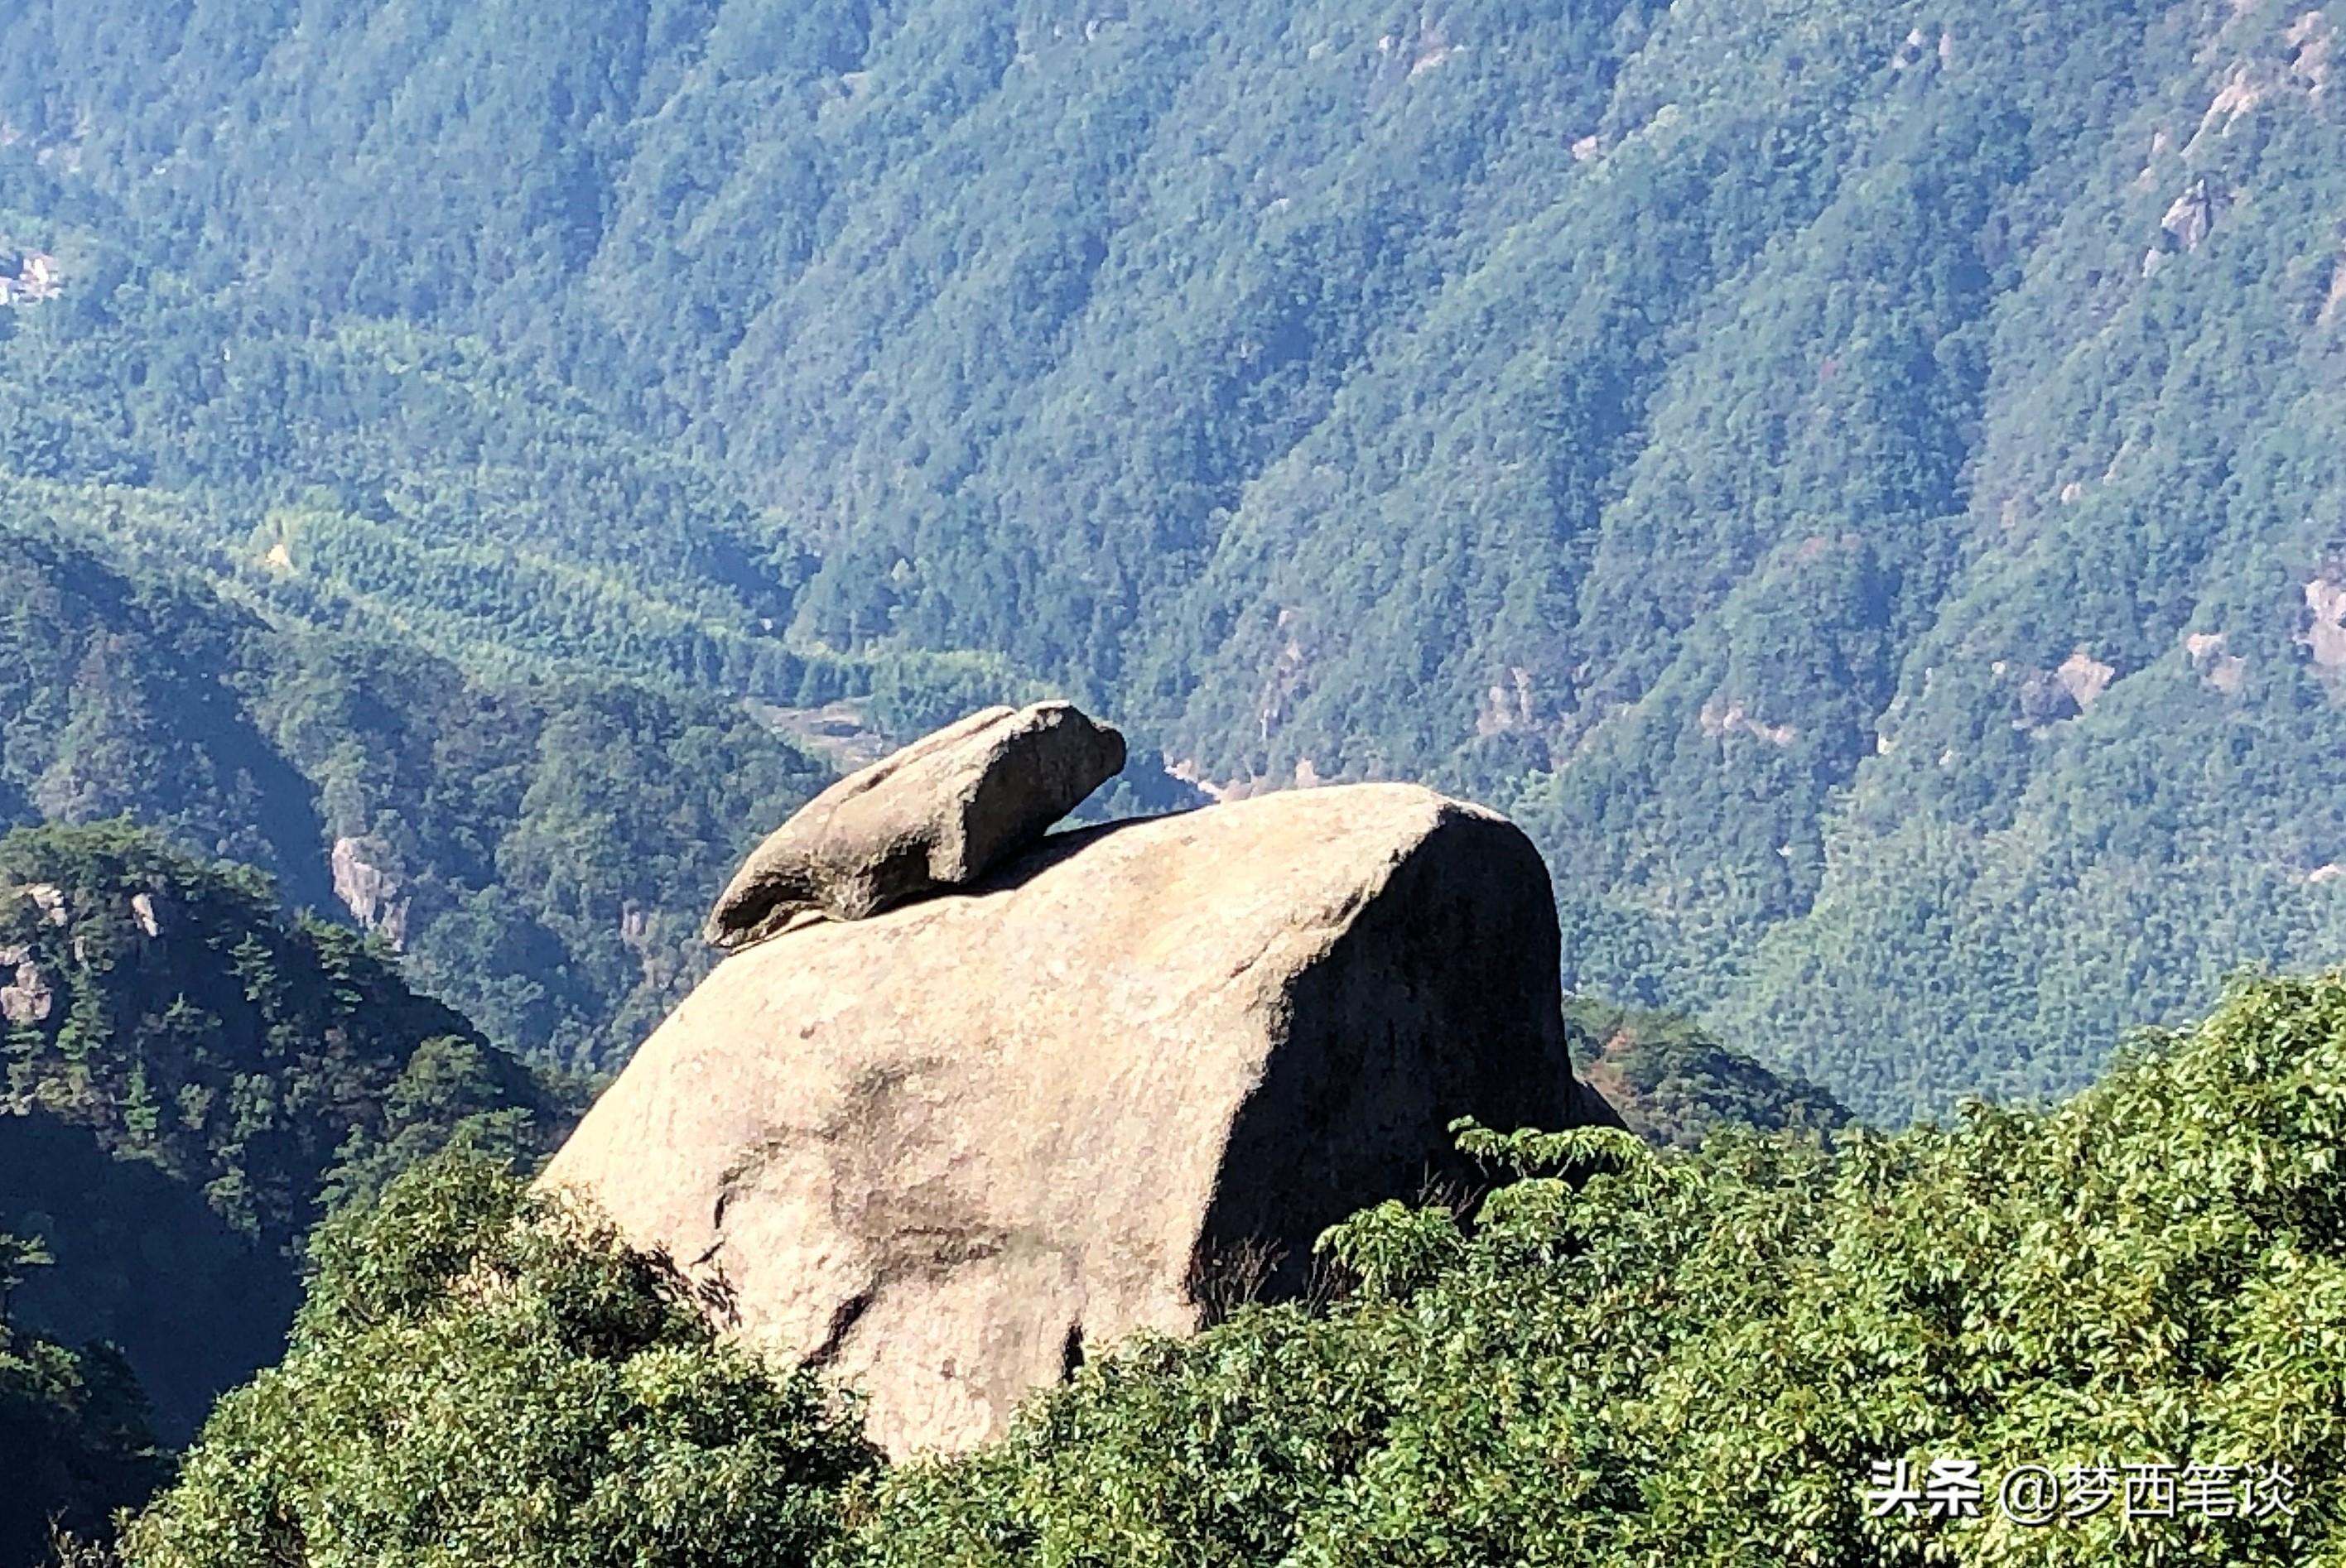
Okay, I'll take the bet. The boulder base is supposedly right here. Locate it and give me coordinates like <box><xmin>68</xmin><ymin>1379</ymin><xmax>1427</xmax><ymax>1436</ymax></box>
<box><xmin>545</xmin><ymin>783</ymin><xmax>1614</xmax><ymax>1457</ymax></box>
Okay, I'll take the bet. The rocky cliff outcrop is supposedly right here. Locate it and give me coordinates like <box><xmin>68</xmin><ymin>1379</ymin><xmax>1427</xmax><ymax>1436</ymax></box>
<box><xmin>543</xmin><ymin>714</ymin><xmax>1616</xmax><ymax>1458</ymax></box>
<box><xmin>330</xmin><ymin>835</ymin><xmax>409</xmax><ymax>948</ymax></box>
<box><xmin>0</xmin><ymin>943</ymin><xmax>51</xmax><ymax>1023</ymax></box>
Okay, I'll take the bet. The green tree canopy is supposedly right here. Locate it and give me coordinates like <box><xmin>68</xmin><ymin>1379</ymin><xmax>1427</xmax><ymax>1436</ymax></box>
<box><xmin>118</xmin><ymin>1155</ymin><xmax>878</xmax><ymax>1568</ymax></box>
<box><xmin>0</xmin><ymin>1234</ymin><xmax>166</xmax><ymax>1568</ymax></box>
<box><xmin>107</xmin><ymin>970</ymin><xmax>2346</xmax><ymax>1567</ymax></box>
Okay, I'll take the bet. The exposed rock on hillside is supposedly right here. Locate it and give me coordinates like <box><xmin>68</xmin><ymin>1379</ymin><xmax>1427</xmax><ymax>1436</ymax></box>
<box><xmin>705</xmin><ymin>700</ymin><xmax>1125</xmax><ymax>948</ymax></box>
<box><xmin>2305</xmin><ymin>576</ymin><xmax>2346</xmax><ymax>668</ymax></box>
<box><xmin>546</xmin><ymin>768</ymin><xmax>1616</xmax><ymax>1457</ymax></box>
<box><xmin>1563</xmin><ymin>997</ymin><xmax>1851</xmax><ymax>1151</ymax></box>
<box><xmin>330</xmin><ymin>835</ymin><xmax>409</xmax><ymax>947</ymax></box>
<box><xmin>2014</xmin><ymin>651</ymin><xmax>2117</xmax><ymax>729</ymax></box>
<box><xmin>0</xmin><ymin>944</ymin><xmax>51</xmax><ymax>1022</ymax></box>
<box><xmin>2186</xmin><ymin>629</ymin><xmax>2250</xmax><ymax>695</ymax></box>
<box><xmin>2161</xmin><ymin>174</ymin><xmax>2222</xmax><ymax>253</ymax></box>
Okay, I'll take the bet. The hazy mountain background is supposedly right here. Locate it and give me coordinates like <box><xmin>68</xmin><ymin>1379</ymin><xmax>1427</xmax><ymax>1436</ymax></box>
<box><xmin>1</xmin><ymin>0</ymin><xmax>2343</xmax><ymax>1122</ymax></box>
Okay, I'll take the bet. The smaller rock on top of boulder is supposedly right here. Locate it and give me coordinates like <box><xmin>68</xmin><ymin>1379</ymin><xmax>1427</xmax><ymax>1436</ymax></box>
<box><xmin>706</xmin><ymin>701</ymin><xmax>1126</xmax><ymax>949</ymax></box>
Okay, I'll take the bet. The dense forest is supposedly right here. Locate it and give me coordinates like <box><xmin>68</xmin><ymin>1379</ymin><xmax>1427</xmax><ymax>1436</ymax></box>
<box><xmin>0</xmin><ymin>824</ymin><xmax>576</xmax><ymax>1438</ymax></box>
<box><xmin>0</xmin><ymin>526</ymin><xmax>847</xmax><ymax>1070</ymax></box>
<box><xmin>71</xmin><ymin>970</ymin><xmax>2346</xmax><ymax>1567</ymax></box>
<box><xmin>0</xmin><ymin>823</ymin><xmax>585</xmax><ymax>1560</ymax></box>
<box><xmin>2</xmin><ymin>0</ymin><xmax>2341</xmax><ymax>1120</ymax></box>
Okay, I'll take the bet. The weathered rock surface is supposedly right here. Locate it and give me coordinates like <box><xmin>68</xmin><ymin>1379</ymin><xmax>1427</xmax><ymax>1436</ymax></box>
<box><xmin>705</xmin><ymin>701</ymin><xmax>1126</xmax><ymax>948</ymax></box>
<box><xmin>330</xmin><ymin>836</ymin><xmax>410</xmax><ymax>948</ymax></box>
<box><xmin>1</xmin><ymin>944</ymin><xmax>51</xmax><ymax>1024</ymax></box>
<box><xmin>546</xmin><ymin>782</ymin><xmax>1617</xmax><ymax>1458</ymax></box>
<box><xmin>129</xmin><ymin>890</ymin><xmax>166</xmax><ymax>939</ymax></box>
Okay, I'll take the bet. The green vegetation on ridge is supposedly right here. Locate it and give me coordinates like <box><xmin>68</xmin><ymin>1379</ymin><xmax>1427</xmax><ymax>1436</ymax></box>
<box><xmin>0</xmin><ymin>526</ymin><xmax>839</xmax><ymax>1071</ymax></box>
<box><xmin>1561</xmin><ymin>995</ymin><xmax>1851</xmax><ymax>1150</ymax></box>
<box><xmin>0</xmin><ymin>1255</ymin><xmax>166</xmax><ymax>1568</ymax></box>
<box><xmin>112</xmin><ymin>1157</ymin><xmax>876</xmax><ymax>1568</ymax></box>
<box><xmin>106</xmin><ymin>972</ymin><xmax>2346</xmax><ymax>1566</ymax></box>
<box><xmin>0</xmin><ymin>822</ymin><xmax>571</xmax><ymax>1449</ymax></box>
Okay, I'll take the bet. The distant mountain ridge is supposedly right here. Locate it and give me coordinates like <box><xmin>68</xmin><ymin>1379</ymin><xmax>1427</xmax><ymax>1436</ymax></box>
<box><xmin>2</xmin><ymin>0</ymin><xmax>2344</xmax><ymax>1118</ymax></box>
<box><xmin>1563</xmin><ymin>997</ymin><xmax>1852</xmax><ymax>1151</ymax></box>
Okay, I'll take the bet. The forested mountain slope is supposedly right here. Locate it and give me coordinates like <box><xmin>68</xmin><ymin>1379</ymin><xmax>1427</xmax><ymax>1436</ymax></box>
<box><xmin>0</xmin><ymin>527</ymin><xmax>831</xmax><ymax>1069</ymax></box>
<box><xmin>3</xmin><ymin>0</ymin><xmax>2344</xmax><ymax>1117</ymax></box>
<box><xmin>1563</xmin><ymin>998</ymin><xmax>1851</xmax><ymax>1150</ymax></box>
<box><xmin>0</xmin><ymin>823</ymin><xmax>573</xmax><ymax>1446</ymax></box>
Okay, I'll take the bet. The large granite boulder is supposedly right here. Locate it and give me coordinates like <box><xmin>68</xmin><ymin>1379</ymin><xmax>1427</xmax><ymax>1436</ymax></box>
<box><xmin>546</xmin><ymin>782</ymin><xmax>1616</xmax><ymax>1457</ymax></box>
<box><xmin>705</xmin><ymin>701</ymin><xmax>1125</xmax><ymax>948</ymax></box>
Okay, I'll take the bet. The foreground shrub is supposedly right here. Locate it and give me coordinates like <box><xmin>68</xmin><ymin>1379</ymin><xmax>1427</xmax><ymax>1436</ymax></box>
<box><xmin>108</xmin><ymin>974</ymin><xmax>2346</xmax><ymax>1566</ymax></box>
<box><xmin>117</xmin><ymin>1155</ymin><xmax>876</xmax><ymax>1568</ymax></box>
<box><xmin>0</xmin><ymin>1229</ymin><xmax>167</xmax><ymax>1568</ymax></box>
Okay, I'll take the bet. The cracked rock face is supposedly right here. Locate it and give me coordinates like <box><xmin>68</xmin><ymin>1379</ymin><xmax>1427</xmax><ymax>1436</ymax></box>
<box><xmin>545</xmin><ymin>782</ymin><xmax>1618</xmax><ymax>1458</ymax></box>
<box><xmin>330</xmin><ymin>837</ymin><xmax>410</xmax><ymax>948</ymax></box>
<box><xmin>704</xmin><ymin>701</ymin><xmax>1127</xmax><ymax>950</ymax></box>
<box><xmin>1</xmin><ymin>947</ymin><xmax>52</xmax><ymax>1025</ymax></box>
